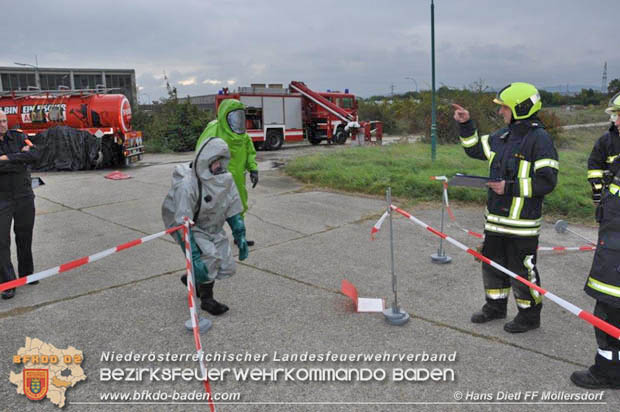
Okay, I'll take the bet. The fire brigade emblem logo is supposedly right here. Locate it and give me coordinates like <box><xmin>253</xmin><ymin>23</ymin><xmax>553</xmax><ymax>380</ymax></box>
<box><xmin>23</xmin><ymin>369</ymin><xmax>49</xmax><ymax>401</ymax></box>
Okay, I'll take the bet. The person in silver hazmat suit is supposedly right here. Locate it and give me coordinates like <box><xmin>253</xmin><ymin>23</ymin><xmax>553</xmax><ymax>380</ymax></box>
<box><xmin>162</xmin><ymin>137</ymin><xmax>249</xmax><ymax>315</ymax></box>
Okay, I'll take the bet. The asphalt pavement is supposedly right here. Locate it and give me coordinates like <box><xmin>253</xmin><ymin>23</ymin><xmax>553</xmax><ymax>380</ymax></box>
<box><xmin>1</xmin><ymin>144</ymin><xmax>618</xmax><ymax>411</ymax></box>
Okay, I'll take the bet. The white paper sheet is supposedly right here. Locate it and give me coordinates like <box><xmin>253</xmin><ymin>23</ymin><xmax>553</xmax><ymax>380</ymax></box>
<box><xmin>357</xmin><ymin>297</ymin><xmax>384</xmax><ymax>312</ymax></box>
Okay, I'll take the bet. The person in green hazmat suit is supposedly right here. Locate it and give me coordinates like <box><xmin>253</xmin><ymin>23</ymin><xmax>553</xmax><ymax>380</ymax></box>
<box><xmin>195</xmin><ymin>99</ymin><xmax>258</xmax><ymax>245</ymax></box>
<box><xmin>162</xmin><ymin>137</ymin><xmax>249</xmax><ymax>315</ymax></box>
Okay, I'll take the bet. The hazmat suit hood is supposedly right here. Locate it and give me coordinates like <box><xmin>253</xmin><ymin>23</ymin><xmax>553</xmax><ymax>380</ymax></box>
<box><xmin>194</xmin><ymin>136</ymin><xmax>231</xmax><ymax>181</ymax></box>
<box><xmin>215</xmin><ymin>99</ymin><xmax>248</xmax><ymax>145</ymax></box>
<box><xmin>193</xmin><ymin>137</ymin><xmax>238</xmax><ymax>211</ymax></box>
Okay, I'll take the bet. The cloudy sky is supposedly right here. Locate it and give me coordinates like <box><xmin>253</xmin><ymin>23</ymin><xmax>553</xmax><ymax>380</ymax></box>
<box><xmin>2</xmin><ymin>0</ymin><xmax>617</xmax><ymax>102</ymax></box>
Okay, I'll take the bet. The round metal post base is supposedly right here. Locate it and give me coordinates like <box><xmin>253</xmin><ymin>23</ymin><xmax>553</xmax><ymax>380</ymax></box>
<box><xmin>555</xmin><ymin>220</ymin><xmax>568</xmax><ymax>234</ymax></box>
<box><xmin>383</xmin><ymin>307</ymin><xmax>410</xmax><ymax>326</ymax></box>
<box><xmin>431</xmin><ymin>253</ymin><xmax>452</xmax><ymax>264</ymax></box>
<box><xmin>185</xmin><ymin>317</ymin><xmax>212</xmax><ymax>334</ymax></box>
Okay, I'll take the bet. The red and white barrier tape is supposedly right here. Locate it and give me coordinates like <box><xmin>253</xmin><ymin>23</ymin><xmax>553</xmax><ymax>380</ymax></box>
<box><xmin>182</xmin><ymin>219</ymin><xmax>216</xmax><ymax>412</ymax></box>
<box><xmin>0</xmin><ymin>220</ymin><xmax>218</xmax><ymax>408</ymax></box>
<box><xmin>0</xmin><ymin>224</ymin><xmax>185</xmax><ymax>292</ymax></box>
<box><xmin>372</xmin><ymin>208</ymin><xmax>595</xmax><ymax>252</ymax></box>
<box><xmin>430</xmin><ymin>176</ymin><xmax>455</xmax><ymax>220</ymax></box>
<box><xmin>430</xmin><ymin>177</ymin><xmax>594</xmax><ymax>253</ymax></box>
<box><xmin>386</xmin><ymin>204</ymin><xmax>620</xmax><ymax>340</ymax></box>
<box><xmin>371</xmin><ymin>211</ymin><xmax>389</xmax><ymax>240</ymax></box>
<box><xmin>538</xmin><ymin>245</ymin><xmax>595</xmax><ymax>252</ymax></box>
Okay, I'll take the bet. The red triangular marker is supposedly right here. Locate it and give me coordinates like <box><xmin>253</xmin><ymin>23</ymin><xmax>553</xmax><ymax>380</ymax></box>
<box><xmin>341</xmin><ymin>279</ymin><xmax>359</xmax><ymax>310</ymax></box>
<box><xmin>341</xmin><ymin>279</ymin><xmax>384</xmax><ymax>312</ymax></box>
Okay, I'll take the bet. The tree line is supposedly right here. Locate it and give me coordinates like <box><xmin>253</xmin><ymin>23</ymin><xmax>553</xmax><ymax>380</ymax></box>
<box><xmin>358</xmin><ymin>79</ymin><xmax>620</xmax><ymax>143</ymax></box>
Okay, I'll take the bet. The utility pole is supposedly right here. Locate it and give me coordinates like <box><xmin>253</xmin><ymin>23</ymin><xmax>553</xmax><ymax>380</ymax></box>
<box><xmin>390</xmin><ymin>83</ymin><xmax>395</xmax><ymax>97</ymax></box>
<box><xmin>430</xmin><ymin>0</ymin><xmax>437</xmax><ymax>161</ymax></box>
<box><xmin>602</xmin><ymin>61</ymin><xmax>608</xmax><ymax>93</ymax></box>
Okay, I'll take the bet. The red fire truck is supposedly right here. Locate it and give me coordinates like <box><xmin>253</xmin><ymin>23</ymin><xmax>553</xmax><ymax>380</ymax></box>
<box><xmin>214</xmin><ymin>81</ymin><xmax>382</xmax><ymax>150</ymax></box>
<box><xmin>0</xmin><ymin>89</ymin><xmax>144</xmax><ymax>166</ymax></box>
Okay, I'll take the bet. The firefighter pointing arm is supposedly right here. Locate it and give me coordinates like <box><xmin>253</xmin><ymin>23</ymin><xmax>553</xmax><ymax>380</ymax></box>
<box><xmin>570</xmin><ymin>93</ymin><xmax>620</xmax><ymax>390</ymax></box>
<box><xmin>452</xmin><ymin>83</ymin><xmax>559</xmax><ymax>334</ymax></box>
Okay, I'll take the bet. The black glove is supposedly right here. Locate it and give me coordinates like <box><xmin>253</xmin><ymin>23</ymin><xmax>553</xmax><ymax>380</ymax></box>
<box><xmin>250</xmin><ymin>170</ymin><xmax>259</xmax><ymax>188</ymax></box>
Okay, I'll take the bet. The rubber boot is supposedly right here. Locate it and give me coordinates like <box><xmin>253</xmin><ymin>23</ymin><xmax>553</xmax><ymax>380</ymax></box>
<box><xmin>471</xmin><ymin>302</ymin><xmax>507</xmax><ymax>323</ymax></box>
<box><xmin>180</xmin><ymin>274</ymin><xmax>205</xmax><ymax>298</ymax></box>
<box><xmin>570</xmin><ymin>367</ymin><xmax>620</xmax><ymax>389</ymax></box>
<box><xmin>504</xmin><ymin>304</ymin><xmax>541</xmax><ymax>333</ymax></box>
<box><xmin>1</xmin><ymin>265</ymin><xmax>17</xmax><ymax>300</ymax></box>
<box><xmin>181</xmin><ymin>275</ymin><xmax>206</xmax><ymax>298</ymax></box>
<box><xmin>1</xmin><ymin>288</ymin><xmax>15</xmax><ymax>299</ymax></box>
<box><xmin>199</xmin><ymin>281</ymin><xmax>229</xmax><ymax>316</ymax></box>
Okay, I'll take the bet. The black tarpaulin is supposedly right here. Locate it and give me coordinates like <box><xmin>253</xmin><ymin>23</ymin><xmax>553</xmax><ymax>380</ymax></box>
<box><xmin>31</xmin><ymin>126</ymin><xmax>101</xmax><ymax>171</ymax></box>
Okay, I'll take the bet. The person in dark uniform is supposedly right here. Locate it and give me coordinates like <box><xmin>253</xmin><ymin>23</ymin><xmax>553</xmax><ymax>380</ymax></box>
<box><xmin>0</xmin><ymin>110</ymin><xmax>40</xmax><ymax>299</ymax></box>
<box><xmin>571</xmin><ymin>93</ymin><xmax>620</xmax><ymax>389</ymax></box>
<box><xmin>452</xmin><ymin>82</ymin><xmax>559</xmax><ymax>333</ymax></box>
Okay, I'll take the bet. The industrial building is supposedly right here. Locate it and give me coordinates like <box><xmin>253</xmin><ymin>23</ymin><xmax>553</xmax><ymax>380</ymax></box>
<box><xmin>0</xmin><ymin>66</ymin><xmax>137</xmax><ymax>106</ymax></box>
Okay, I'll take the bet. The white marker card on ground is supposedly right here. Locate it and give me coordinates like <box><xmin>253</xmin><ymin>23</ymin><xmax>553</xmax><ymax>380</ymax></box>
<box><xmin>356</xmin><ymin>297</ymin><xmax>384</xmax><ymax>312</ymax></box>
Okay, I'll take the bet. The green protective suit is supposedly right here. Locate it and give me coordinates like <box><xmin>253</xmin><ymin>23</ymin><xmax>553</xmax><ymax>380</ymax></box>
<box><xmin>196</xmin><ymin>99</ymin><xmax>257</xmax><ymax>216</ymax></box>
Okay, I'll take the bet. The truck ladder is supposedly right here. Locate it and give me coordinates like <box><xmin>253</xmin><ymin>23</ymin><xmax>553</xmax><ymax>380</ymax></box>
<box><xmin>289</xmin><ymin>81</ymin><xmax>354</xmax><ymax>123</ymax></box>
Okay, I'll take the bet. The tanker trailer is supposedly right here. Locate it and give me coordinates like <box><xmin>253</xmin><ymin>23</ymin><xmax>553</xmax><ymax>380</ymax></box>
<box><xmin>0</xmin><ymin>91</ymin><xmax>144</xmax><ymax>170</ymax></box>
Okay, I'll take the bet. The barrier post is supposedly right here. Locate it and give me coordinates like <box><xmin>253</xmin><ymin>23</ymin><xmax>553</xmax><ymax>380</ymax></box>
<box><xmin>555</xmin><ymin>220</ymin><xmax>596</xmax><ymax>245</ymax></box>
<box><xmin>182</xmin><ymin>220</ymin><xmax>212</xmax><ymax>334</ymax></box>
<box><xmin>431</xmin><ymin>180</ymin><xmax>452</xmax><ymax>264</ymax></box>
<box><xmin>383</xmin><ymin>187</ymin><xmax>410</xmax><ymax>326</ymax></box>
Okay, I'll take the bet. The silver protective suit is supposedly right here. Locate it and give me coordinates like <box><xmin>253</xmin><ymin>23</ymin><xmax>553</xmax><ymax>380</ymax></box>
<box><xmin>161</xmin><ymin>138</ymin><xmax>243</xmax><ymax>281</ymax></box>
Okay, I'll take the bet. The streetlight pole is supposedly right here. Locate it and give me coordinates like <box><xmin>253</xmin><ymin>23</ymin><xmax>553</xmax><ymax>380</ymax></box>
<box><xmin>430</xmin><ymin>0</ymin><xmax>437</xmax><ymax>161</ymax></box>
<box><xmin>14</xmin><ymin>61</ymin><xmax>40</xmax><ymax>90</ymax></box>
<box><xmin>405</xmin><ymin>77</ymin><xmax>418</xmax><ymax>93</ymax></box>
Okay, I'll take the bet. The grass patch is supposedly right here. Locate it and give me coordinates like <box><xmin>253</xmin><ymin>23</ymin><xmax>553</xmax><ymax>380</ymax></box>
<box><xmin>285</xmin><ymin>130</ymin><xmax>609</xmax><ymax>224</ymax></box>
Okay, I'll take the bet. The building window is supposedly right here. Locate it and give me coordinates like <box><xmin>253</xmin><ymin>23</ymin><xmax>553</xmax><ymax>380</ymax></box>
<box><xmin>0</xmin><ymin>73</ymin><xmax>36</xmax><ymax>90</ymax></box>
<box><xmin>105</xmin><ymin>74</ymin><xmax>134</xmax><ymax>103</ymax></box>
<box><xmin>74</xmin><ymin>74</ymin><xmax>102</xmax><ymax>90</ymax></box>
<box><xmin>341</xmin><ymin>97</ymin><xmax>353</xmax><ymax>109</ymax></box>
<box><xmin>40</xmin><ymin>74</ymin><xmax>70</xmax><ymax>90</ymax></box>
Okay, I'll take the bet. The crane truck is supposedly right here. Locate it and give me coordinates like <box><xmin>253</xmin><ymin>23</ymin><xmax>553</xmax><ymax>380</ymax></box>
<box><xmin>214</xmin><ymin>81</ymin><xmax>382</xmax><ymax>150</ymax></box>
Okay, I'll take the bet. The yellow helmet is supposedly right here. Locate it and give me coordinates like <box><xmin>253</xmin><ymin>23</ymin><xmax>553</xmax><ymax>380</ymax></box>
<box><xmin>605</xmin><ymin>92</ymin><xmax>620</xmax><ymax>117</ymax></box>
<box><xmin>493</xmin><ymin>82</ymin><xmax>542</xmax><ymax>120</ymax></box>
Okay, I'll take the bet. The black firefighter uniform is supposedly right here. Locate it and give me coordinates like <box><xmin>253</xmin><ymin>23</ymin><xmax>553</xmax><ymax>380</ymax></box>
<box><xmin>459</xmin><ymin>118</ymin><xmax>559</xmax><ymax>320</ymax></box>
<box><xmin>0</xmin><ymin>129</ymin><xmax>40</xmax><ymax>291</ymax></box>
<box><xmin>585</xmin><ymin>124</ymin><xmax>620</xmax><ymax>383</ymax></box>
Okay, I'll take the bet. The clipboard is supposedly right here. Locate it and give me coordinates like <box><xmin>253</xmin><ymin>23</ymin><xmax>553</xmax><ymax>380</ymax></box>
<box><xmin>449</xmin><ymin>173</ymin><xmax>504</xmax><ymax>189</ymax></box>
